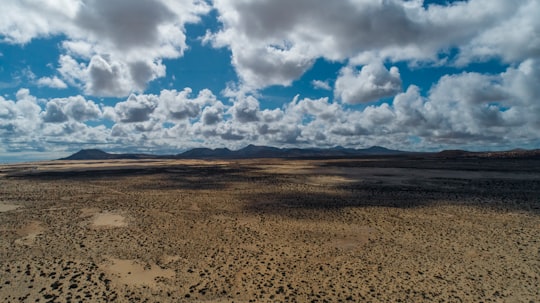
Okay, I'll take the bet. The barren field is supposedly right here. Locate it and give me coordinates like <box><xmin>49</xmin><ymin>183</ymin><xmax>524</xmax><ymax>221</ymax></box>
<box><xmin>0</xmin><ymin>158</ymin><xmax>539</xmax><ymax>302</ymax></box>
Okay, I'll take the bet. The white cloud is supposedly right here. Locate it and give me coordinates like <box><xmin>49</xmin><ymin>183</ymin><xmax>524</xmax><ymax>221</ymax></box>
<box><xmin>57</xmin><ymin>54</ymin><xmax>167</xmax><ymax>97</ymax></box>
<box><xmin>3</xmin><ymin>0</ymin><xmax>538</xmax><ymax>102</ymax></box>
<box><xmin>95</xmin><ymin>73</ymin><xmax>539</xmax><ymax>150</ymax></box>
<box><xmin>456</xmin><ymin>0</ymin><xmax>540</xmax><ymax>65</ymax></box>
<box><xmin>208</xmin><ymin>0</ymin><xmax>535</xmax><ymax>92</ymax></box>
<box><xmin>312</xmin><ymin>80</ymin><xmax>331</xmax><ymax>91</ymax></box>
<box><xmin>156</xmin><ymin>88</ymin><xmax>217</xmax><ymax>121</ymax></box>
<box><xmin>42</xmin><ymin>101</ymin><xmax>69</xmax><ymax>123</ymax></box>
<box><xmin>75</xmin><ymin>0</ymin><xmax>175</xmax><ymax>52</ymax></box>
<box><xmin>500</xmin><ymin>59</ymin><xmax>540</xmax><ymax>129</ymax></box>
<box><xmin>111</xmin><ymin>88</ymin><xmax>221</xmax><ymax>139</ymax></box>
<box><xmin>287</xmin><ymin>96</ymin><xmax>341</xmax><ymax>122</ymax></box>
<box><xmin>430</xmin><ymin>72</ymin><xmax>508</xmax><ymax>105</ymax></box>
<box><xmin>201</xmin><ymin>102</ymin><xmax>225</xmax><ymax>126</ymax></box>
<box><xmin>0</xmin><ymin>89</ymin><xmax>42</xmax><ymax>137</ymax></box>
<box><xmin>114</xmin><ymin>94</ymin><xmax>159</xmax><ymax>123</ymax></box>
<box><xmin>62</xmin><ymin>40</ymin><xmax>94</xmax><ymax>58</ymax></box>
<box><xmin>65</xmin><ymin>96</ymin><xmax>102</xmax><ymax>121</ymax></box>
<box><xmin>0</xmin><ymin>0</ymin><xmax>79</xmax><ymax>44</ymax></box>
<box><xmin>37</xmin><ymin>76</ymin><xmax>68</xmax><ymax>89</ymax></box>
<box><xmin>58</xmin><ymin>55</ymin><xmax>87</xmax><ymax>88</ymax></box>
<box><xmin>230</xmin><ymin>96</ymin><xmax>261</xmax><ymax>123</ymax></box>
<box><xmin>335</xmin><ymin>62</ymin><xmax>402</xmax><ymax>104</ymax></box>
<box><xmin>0</xmin><ymin>89</ymin><xmax>110</xmax><ymax>155</ymax></box>
<box><xmin>2</xmin><ymin>75</ymin><xmax>540</xmax><ymax>159</ymax></box>
<box><xmin>386</xmin><ymin>63</ymin><xmax>539</xmax><ymax>146</ymax></box>
<box><xmin>85</xmin><ymin>55</ymin><xmax>164</xmax><ymax>97</ymax></box>
<box><xmin>0</xmin><ymin>0</ymin><xmax>210</xmax><ymax>97</ymax></box>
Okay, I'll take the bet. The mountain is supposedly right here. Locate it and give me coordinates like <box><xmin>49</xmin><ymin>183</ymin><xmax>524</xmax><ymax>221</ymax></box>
<box><xmin>60</xmin><ymin>149</ymin><xmax>115</xmax><ymax>160</ymax></box>
<box><xmin>175</xmin><ymin>145</ymin><xmax>407</xmax><ymax>159</ymax></box>
<box><xmin>60</xmin><ymin>146</ymin><xmax>540</xmax><ymax>161</ymax></box>
<box><xmin>362</xmin><ymin>145</ymin><xmax>403</xmax><ymax>154</ymax></box>
<box><xmin>60</xmin><ymin>149</ymin><xmax>162</xmax><ymax>160</ymax></box>
<box><xmin>178</xmin><ymin>147</ymin><xmax>233</xmax><ymax>158</ymax></box>
<box><xmin>235</xmin><ymin>145</ymin><xmax>283</xmax><ymax>158</ymax></box>
<box><xmin>61</xmin><ymin>145</ymin><xmax>408</xmax><ymax>161</ymax></box>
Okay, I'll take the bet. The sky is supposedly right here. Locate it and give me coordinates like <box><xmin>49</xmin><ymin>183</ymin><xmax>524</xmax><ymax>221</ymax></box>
<box><xmin>1</xmin><ymin>0</ymin><xmax>539</xmax><ymax>162</ymax></box>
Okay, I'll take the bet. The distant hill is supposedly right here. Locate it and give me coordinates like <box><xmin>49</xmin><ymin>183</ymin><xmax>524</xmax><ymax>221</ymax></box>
<box><xmin>60</xmin><ymin>145</ymin><xmax>407</xmax><ymax>161</ymax></box>
<box><xmin>433</xmin><ymin>149</ymin><xmax>540</xmax><ymax>159</ymax></box>
<box><xmin>61</xmin><ymin>149</ymin><xmax>115</xmax><ymax>160</ymax></box>
<box><xmin>178</xmin><ymin>147</ymin><xmax>233</xmax><ymax>158</ymax></box>
<box><xmin>175</xmin><ymin>144</ymin><xmax>407</xmax><ymax>159</ymax></box>
<box><xmin>60</xmin><ymin>146</ymin><xmax>540</xmax><ymax>161</ymax></box>
<box><xmin>60</xmin><ymin>149</ymin><xmax>163</xmax><ymax>160</ymax></box>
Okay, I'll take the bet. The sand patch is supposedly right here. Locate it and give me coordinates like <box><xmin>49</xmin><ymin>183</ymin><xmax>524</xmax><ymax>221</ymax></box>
<box><xmin>160</xmin><ymin>255</ymin><xmax>182</xmax><ymax>265</ymax></box>
<box><xmin>189</xmin><ymin>202</ymin><xmax>201</xmax><ymax>211</ymax></box>
<box><xmin>330</xmin><ymin>236</ymin><xmax>370</xmax><ymax>251</ymax></box>
<box><xmin>92</xmin><ymin>212</ymin><xmax>127</xmax><ymax>227</ymax></box>
<box><xmin>80</xmin><ymin>207</ymin><xmax>100</xmax><ymax>218</ymax></box>
<box><xmin>102</xmin><ymin>258</ymin><xmax>175</xmax><ymax>288</ymax></box>
<box><xmin>0</xmin><ymin>202</ymin><xmax>21</xmax><ymax>212</ymax></box>
<box><xmin>306</xmin><ymin>175</ymin><xmax>356</xmax><ymax>186</ymax></box>
<box><xmin>14</xmin><ymin>221</ymin><xmax>44</xmax><ymax>245</ymax></box>
<box><xmin>328</xmin><ymin>226</ymin><xmax>378</xmax><ymax>251</ymax></box>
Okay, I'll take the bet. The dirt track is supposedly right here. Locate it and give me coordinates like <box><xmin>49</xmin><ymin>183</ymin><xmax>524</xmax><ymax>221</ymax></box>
<box><xmin>1</xmin><ymin>158</ymin><xmax>539</xmax><ymax>302</ymax></box>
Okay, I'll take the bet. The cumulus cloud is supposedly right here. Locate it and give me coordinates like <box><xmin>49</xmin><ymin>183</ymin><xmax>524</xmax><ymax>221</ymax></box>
<box><xmin>156</xmin><ymin>88</ymin><xmax>217</xmax><ymax>121</ymax></box>
<box><xmin>287</xmin><ymin>96</ymin><xmax>341</xmax><ymax>122</ymax></box>
<box><xmin>197</xmin><ymin>70</ymin><xmax>537</xmax><ymax>149</ymax></box>
<box><xmin>41</xmin><ymin>96</ymin><xmax>102</xmax><ymax>126</ymax></box>
<box><xmin>57</xmin><ymin>54</ymin><xmax>167</xmax><ymax>97</ymax></box>
<box><xmin>231</xmin><ymin>96</ymin><xmax>261</xmax><ymax>123</ymax></box>
<box><xmin>86</xmin><ymin>56</ymin><xmax>165</xmax><ymax>97</ymax></box>
<box><xmin>0</xmin><ymin>89</ymin><xmax>41</xmax><ymax>138</ymax></box>
<box><xmin>114</xmin><ymin>94</ymin><xmax>159</xmax><ymax>123</ymax></box>
<box><xmin>201</xmin><ymin>103</ymin><xmax>225</xmax><ymax>126</ymax></box>
<box><xmin>58</xmin><ymin>55</ymin><xmax>87</xmax><ymax>87</ymax></box>
<box><xmin>37</xmin><ymin>76</ymin><xmax>68</xmax><ymax>89</ymax></box>
<box><xmin>1</xmin><ymin>0</ymin><xmax>210</xmax><ymax>97</ymax></box>
<box><xmin>456</xmin><ymin>0</ymin><xmax>540</xmax><ymax>64</ymax></box>
<box><xmin>2</xmin><ymin>0</ymin><xmax>540</xmax><ymax>155</ymax></box>
<box><xmin>75</xmin><ymin>0</ymin><xmax>175</xmax><ymax>51</ymax></box>
<box><xmin>335</xmin><ymin>62</ymin><xmax>402</xmax><ymax>104</ymax></box>
<box><xmin>111</xmin><ymin>88</ymin><xmax>222</xmax><ymax>141</ymax></box>
<box><xmin>312</xmin><ymin>80</ymin><xmax>331</xmax><ymax>91</ymax></box>
<box><xmin>501</xmin><ymin>59</ymin><xmax>540</xmax><ymax>117</ymax></box>
<box><xmin>42</xmin><ymin>101</ymin><xmax>69</xmax><ymax>123</ymax></box>
<box><xmin>1</xmin><ymin>76</ymin><xmax>539</xmax><ymax>157</ymax></box>
<box><xmin>207</xmin><ymin>0</ymin><xmax>534</xmax><ymax>91</ymax></box>
<box><xmin>3</xmin><ymin>0</ymin><xmax>538</xmax><ymax>99</ymax></box>
<box><xmin>87</xmin><ymin>55</ymin><xmax>132</xmax><ymax>96</ymax></box>
<box><xmin>386</xmin><ymin>62</ymin><xmax>539</xmax><ymax>146</ymax></box>
<box><xmin>429</xmin><ymin>72</ymin><xmax>508</xmax><ymax>105</ymax></box>
<box><xmin>0</xmin><ymin>89</ymin><xmax>110</xmax><ymax>154</ymax></box>
<box><xmin>0</xmin><ymin>0</ymin><xmax>79</xmax><ymax>44</ymax></box>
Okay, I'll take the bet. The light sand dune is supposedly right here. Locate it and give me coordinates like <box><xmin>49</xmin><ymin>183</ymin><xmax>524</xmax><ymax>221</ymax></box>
<box><xmin>0</xmin><ymin>203</ymin><xmax>20</xmax><ymax>213</ymax></box>
<box><xmin>14</xmin><ymin>221</ymin><xmax>44</xmax><ymax>246</ymax></box>
<box><xmin>92</xmin><ymin>213</ymin><xmax>128</xmax><ymax>228</ymax></box>
<box><xmin>102</xmin><ymin>258</ymin><xmax>175</xmax><ymax>288</ymax></box>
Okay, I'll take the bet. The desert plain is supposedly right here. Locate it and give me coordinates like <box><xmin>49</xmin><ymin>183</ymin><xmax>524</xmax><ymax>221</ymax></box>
<box><xmin>0</xmin><ymin>157</ymin><xmax>539</xmax><ymax>302</ymax></box>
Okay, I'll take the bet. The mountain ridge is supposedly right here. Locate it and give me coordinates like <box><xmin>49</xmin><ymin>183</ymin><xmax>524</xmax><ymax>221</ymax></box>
<box><xmin>60</xmin><ymin>145</ymin><xmax>540</xmax><ymax>161</ymax></box>
<box><xmin>60</xmin><ymin>145</ymin><xmax>407</xmax><ymax>160</ymax></box>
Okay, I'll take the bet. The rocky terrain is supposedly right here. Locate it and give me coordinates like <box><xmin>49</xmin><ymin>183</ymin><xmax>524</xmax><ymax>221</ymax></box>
<box><xmin>0</xmin><ymin>157</ymin><xmax>539</xmax><ymax>302</ymax></box>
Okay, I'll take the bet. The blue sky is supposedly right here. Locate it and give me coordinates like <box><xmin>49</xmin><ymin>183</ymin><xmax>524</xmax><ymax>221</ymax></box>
<box><xmin>1</xmin><ymin>0</ymin><xmax>539</xmax><ymax>162</ymax></box>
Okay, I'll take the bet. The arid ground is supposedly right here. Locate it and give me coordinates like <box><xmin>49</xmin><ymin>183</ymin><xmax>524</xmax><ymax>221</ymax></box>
<box><xmin>0</xmin><ymin>157</ymin><xmax>539</xmax><ymax>302</ymax></box>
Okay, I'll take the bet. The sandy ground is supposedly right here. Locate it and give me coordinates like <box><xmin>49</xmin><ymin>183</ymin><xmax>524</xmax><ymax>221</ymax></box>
<box><xmin>0</xmin><ymin>158</ymin><xmax>539</xmax><ymax>302</ymax></box>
